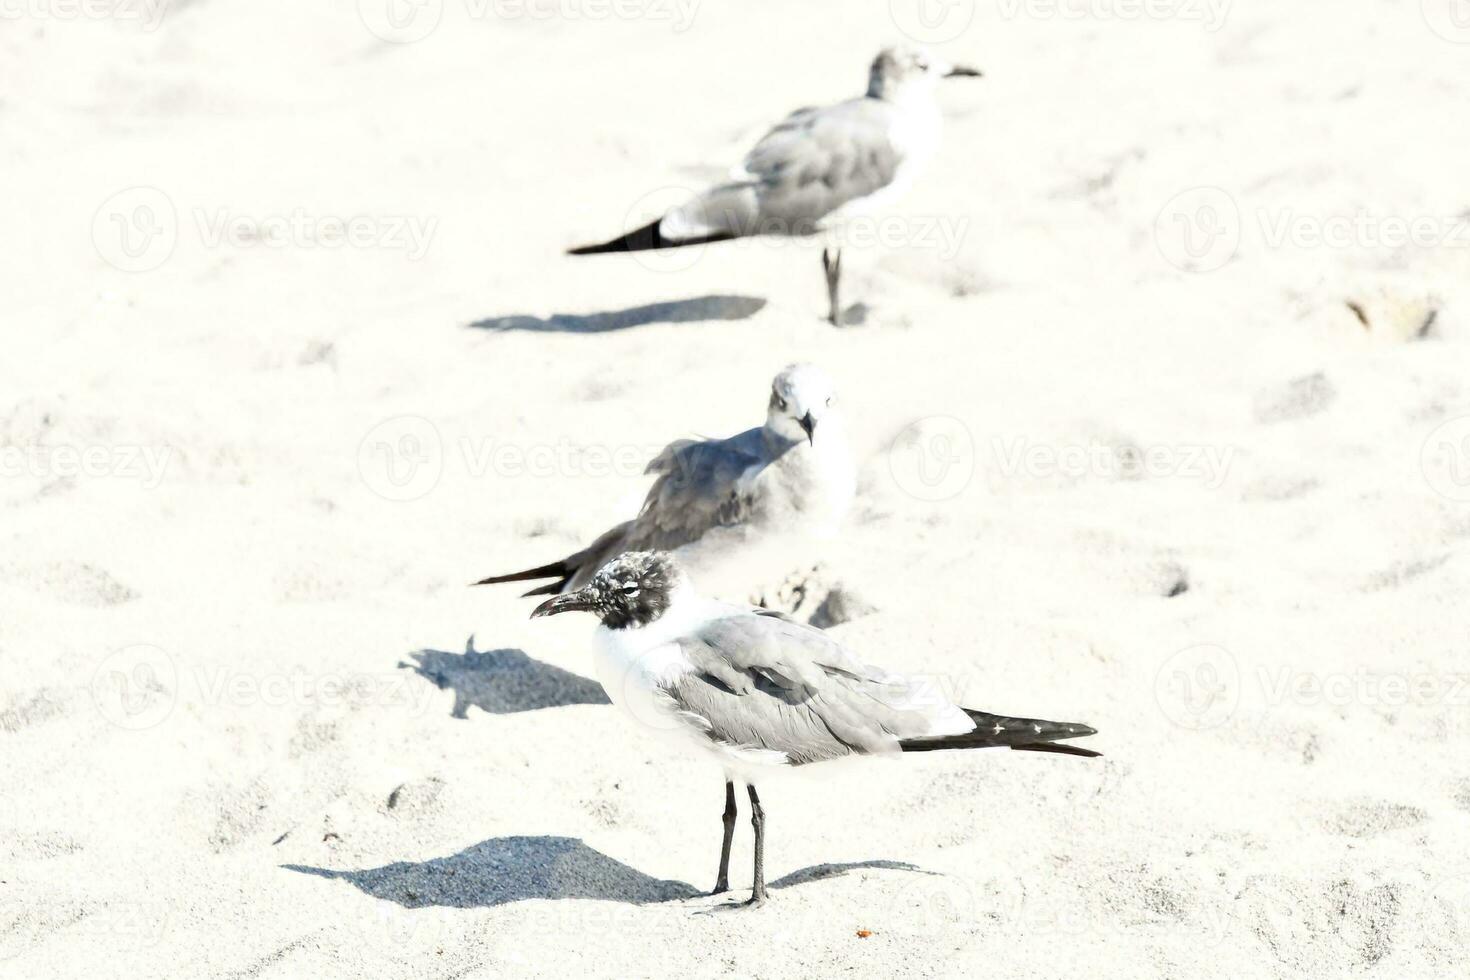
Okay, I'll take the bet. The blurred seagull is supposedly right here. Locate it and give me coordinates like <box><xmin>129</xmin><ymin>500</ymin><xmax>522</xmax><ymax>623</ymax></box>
<box><xmin>568</xmin><ymin>45</ymin><xmax>982</xmax><ymax>325</ymax></box>
<box><xmin>473</xmin><ymin>363</ymin><xmax>855</xmax><ymax>598</ymax></box>
<box><xmin>530</xmin><ymin>551</ymin><xmax>1100</xmax><ymax>908</ymax></box>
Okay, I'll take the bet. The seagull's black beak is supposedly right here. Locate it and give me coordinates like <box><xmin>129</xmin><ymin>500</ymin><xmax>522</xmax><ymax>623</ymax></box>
<box><xmin>797</xmin><ymin>412</ymin><xmax>816</xmax><ymax>446</ymax></box>
<box><xmin>945</xmin><ymin>66</ymin><xmax>983</xmax><ymax>78</ymax></box>
<box><xmin>530</xmin><ymin>588</ymin><xmax>598</xmax><ymax>619</ymax></box>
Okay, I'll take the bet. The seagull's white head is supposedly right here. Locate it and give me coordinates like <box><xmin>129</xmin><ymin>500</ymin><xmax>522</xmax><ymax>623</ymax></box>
<box><xmin>530</xmin><ymin>551</ymin><xmax>685</xmax><ymax>630</ymax></box>
<box><xmin>766</xmin><ymin>363</ymin><xmax>840</xmax><ymax>448</ymax></box>
<box><xmin>867</xmin><ymin>45</ymin><xmax>983</xmax><ymax>101</ymax></box>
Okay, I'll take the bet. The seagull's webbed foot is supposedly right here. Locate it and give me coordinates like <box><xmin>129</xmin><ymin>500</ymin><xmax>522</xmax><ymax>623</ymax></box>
<box><xmin>697</xmin><ymin>894</ymin><xmax>768</xmax><ymax>914</ymax></box>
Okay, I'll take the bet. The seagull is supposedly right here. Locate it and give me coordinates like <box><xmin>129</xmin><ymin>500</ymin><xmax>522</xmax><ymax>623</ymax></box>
<box><xmin>567</xmin><ymin>45</ymin><xmax>982</xmax><ymax>326</ymax></box>
<box><xmin>530</xmin><ymin>551</ymin><xmax>1100</xmax><ymax>908</ymax></box>
<box><xmin>473</xmin><ymin>363</ymin><xmax>855</xmax><ymax>600</ymax></box>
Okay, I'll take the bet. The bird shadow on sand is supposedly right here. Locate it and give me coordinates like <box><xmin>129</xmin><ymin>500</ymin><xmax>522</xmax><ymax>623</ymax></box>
<box><xmin>284</xmin><ymin>839</ymin><xmax>928</xmax><ymax>909</ymax></box>
<box><xmin>768</xmin><ymin>859</ymin><xmax>931</xmax><ymax>890</ymax></box>
<box><xmin>468</xmin><ymin>294</ymin><xmax>766</xmax><ymax>334</ymax></box>
<box><xmin>284</xmin><ymin>837</ymin><xmax>697</xmax><ymax>908</ymax></box>
<box><xmin>401</xmin><ymin>636</ymin><xmax>609</xmax><ymax>719</ymax></box>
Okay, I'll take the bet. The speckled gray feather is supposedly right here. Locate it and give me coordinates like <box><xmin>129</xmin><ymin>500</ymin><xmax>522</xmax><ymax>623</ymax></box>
<box><xmin>658</xmin><ymin>612</ymin><xmax>954</xmax><ymax>765</ymax></box>
<box><xmin>661</xmin><ymin>98</ymin><xmax>904</xmax><ymax>242</ymax></box>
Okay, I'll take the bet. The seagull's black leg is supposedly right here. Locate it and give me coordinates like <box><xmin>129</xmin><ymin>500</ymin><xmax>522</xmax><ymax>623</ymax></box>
<box><xmin>712</xmin><ymin>780</ymin><xmax>737</xmax><ymax>895</ymax></box>
<box><xmin>821</xmin><ymin>247</ymin><xmax>843</xmax><ymax>327</ymax></box>
<box><xmin>746</xmin><ymin>784</ymin><xmax>767</xmax><ymax>906</ymax></box>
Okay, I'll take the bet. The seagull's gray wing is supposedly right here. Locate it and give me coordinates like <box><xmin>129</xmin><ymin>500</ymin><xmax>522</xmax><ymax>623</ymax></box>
<box><xmin>660</xmin><ymin>98</ymin><xmax>902</xmax><ymax>241</ymax></box>
<box><xmin>660</xmin><ymin>612</ymin><xmax>971</xmax><ymax>765</ymax></box>
<box><xmin>740</xmin><ymin>98</ymin><xmax>904</xmax><ymax>226</ymax></box>
<box><xmin>622</xmin><ymin>427</ymin><xmax>772</xmax><ymax>552</ymax></box>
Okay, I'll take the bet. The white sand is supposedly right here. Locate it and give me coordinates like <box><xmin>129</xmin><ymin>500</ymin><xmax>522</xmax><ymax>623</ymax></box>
<box><xmin>5</xmin><ymin>1</ymin><xmax>1470</xmax><ymax>976</ymax></box>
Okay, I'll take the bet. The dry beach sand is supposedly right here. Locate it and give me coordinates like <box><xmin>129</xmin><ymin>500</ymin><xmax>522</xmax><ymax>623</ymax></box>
<box><xmin>4</xmin><ymin>0</ymin><xmax>1470</xmax><ymax>976</ymax></box>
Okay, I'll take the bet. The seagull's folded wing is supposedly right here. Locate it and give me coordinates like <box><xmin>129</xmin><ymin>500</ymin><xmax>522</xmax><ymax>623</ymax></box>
<box><xmin>661</xmin><ymin>98</ymin><xmax>903</xmax><ymax>241</ymax></box>
<box><xmin>625</xmin><ymin>428</ymin><xmax>768</xmax><ymax>551</ymax></box>
<box><xmin>737</xmin><ymin>99</ymin><xmax>903</xmax><ymax>230</ymax></box>
<box><xmin>660</xmin><ymin>612</ymin><xmax>973</xmax><ymax>765</ymax></box>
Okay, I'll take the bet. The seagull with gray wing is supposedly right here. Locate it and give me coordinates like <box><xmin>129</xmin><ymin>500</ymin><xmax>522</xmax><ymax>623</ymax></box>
<box><xmin>568</xmin><ymin>45</ymin><xmax>982</xmax><ymax>325</ymax></box>
<box><xmin>530</xmin><ymin>551</ymin><xmax>1100</xmax><ymax>908</ymax></box>
<box><xmin>474</xmin><ymin>363</ymin><xmax>855</xmax><ymax>601</ymax></box>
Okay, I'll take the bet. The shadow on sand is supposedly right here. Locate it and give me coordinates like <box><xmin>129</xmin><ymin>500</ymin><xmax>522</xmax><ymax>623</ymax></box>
<box><xmin>468</xmin><ymin>294</ymin><xmax>766</xmax><ymax>334</ymax></box>
<box><xmin>285</xmin><ymin>837</ymin><xmax>927</xmax><ymax>909</ymax></box>
<box><xmin>402</xmin><ymin>636</ymin><xmax>609</xmax><ymax>719</ymax></box>
<box><xmin>285</xmin><ymin>837</ymin><xmax>697</xmax><ymax>908</ymax></box>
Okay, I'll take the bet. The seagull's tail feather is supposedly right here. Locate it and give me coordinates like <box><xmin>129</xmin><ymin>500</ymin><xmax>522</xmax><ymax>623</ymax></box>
<box><xmin>569</xmin><ymin>185</ymin><xmax>758</xmax><ymax>254</ymax></box>
<box><xmin>471</xmin><ymin>559</ymin><xmax>575</xmax><ymax>596</ymax></box>
<box><xmin>568</xmin><ymin>217</ymin><xmax>736</xmax><ymax>255</ymax></box>
<box><xmin>471</xmin><ymin>522</ymin><xmax>635</xmax><ymax>597</ymax></box>
<box><xmin>899</xmin><ymin>709</ymin><xmax>1100</xmax><ymax>758</ymax></box>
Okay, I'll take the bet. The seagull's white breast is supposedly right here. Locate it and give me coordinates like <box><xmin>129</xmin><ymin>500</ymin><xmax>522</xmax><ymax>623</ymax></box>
<box><xmin>591</xmin><ymin>592</ymin><xmax>720</xmax><ymax>751</ymax></box>
<box><xmin>590</xmin><ymin>593</ymin><xmax>798</xmax><ymax>778</ymax></box>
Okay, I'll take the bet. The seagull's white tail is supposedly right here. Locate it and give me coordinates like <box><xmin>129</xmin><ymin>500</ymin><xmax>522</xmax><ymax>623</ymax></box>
<box><xmin>568</xmin><ymin>217</ymin><xmax>735</xmax><ymax>255</ymax></box>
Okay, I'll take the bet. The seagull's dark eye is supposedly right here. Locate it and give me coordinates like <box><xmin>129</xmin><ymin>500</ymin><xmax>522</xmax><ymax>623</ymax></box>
<box><xmin>621</xmin><ymin>584</ymin><xmax>639</xmax><ymax>595</ymax></box>
<box><xmin>774</xmin><ymin>395</ymin><xmax>788</xmax><ymax>412</ymax></box>
<box><xmin>825</xmin><ymin>396</ymin><xmax>833</xmax><ymax>407</ymax></box>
